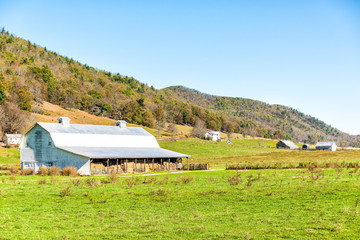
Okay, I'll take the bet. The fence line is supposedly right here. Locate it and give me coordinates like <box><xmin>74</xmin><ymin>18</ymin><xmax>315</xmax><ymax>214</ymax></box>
<box><xmin>226</xmin><ymin>161</ymin><xmax>359</xmax><ymax>170</ymax></box>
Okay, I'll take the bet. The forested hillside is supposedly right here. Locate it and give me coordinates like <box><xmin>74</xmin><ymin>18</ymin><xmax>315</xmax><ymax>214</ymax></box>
<box><xmin>0</xmin><ymin>29</ymin><xmax>357</xmax><ymax>145</ymax></box>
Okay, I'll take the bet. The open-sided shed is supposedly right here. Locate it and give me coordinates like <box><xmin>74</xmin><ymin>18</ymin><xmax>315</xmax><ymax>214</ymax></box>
<box><xmin>20</xmin><ymin>117</ymin><xmax>189</xmax><ymax>175</ymax></box>
<box><xmin>316</xmin><ymin>142</ymin><xmax>337</xmax><ymax>151</ymax></box>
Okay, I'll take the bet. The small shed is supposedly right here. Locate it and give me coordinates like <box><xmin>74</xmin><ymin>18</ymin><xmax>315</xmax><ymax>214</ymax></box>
<box><xmin>315</xmin><ymin>142</ymin><xmax>337</xmax><ymax>151</ymax></box>
<box><xmin>276</xmin><ymin>140</ymin><xmax>299</xmax><ymax>150</ymax></box>
<box><xmin>302</xmin><ymin>144</ymin><xmax>311</xmax><ymax>150</ymax></box>
<box><xmin>4</xmin><ymin>134</ymin><xmax>22</xmax><ymax>146</ymax></box>
<box><xmin>205</xmin><ymin>131</ymin><xmax>220</xmax><ymax>142</ymax></box>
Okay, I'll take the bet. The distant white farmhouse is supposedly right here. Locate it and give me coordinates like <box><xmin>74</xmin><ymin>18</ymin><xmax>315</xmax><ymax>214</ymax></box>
<box><xmin>20</xmin><ymin>117</ymin><xmax>189</xmax><ymax>175</ymax></box>
<box><xmin>4</xmin><ymin>134</ymin><xmax>22</xmax><ymax>146</ymax></box>
<box><xmin>205</xmin><ymin>131</ymin><xmax>220</xmax><ymax>142</ymax></box>
<box><xmin>276</xmin><ymin>140</ymin><xmax>299</xmax><ymax>150</ymax></box>
<box><xmin>315</xmin><ymin>142</ymin><xmax>337</xmax><ymax>151</ymax></box>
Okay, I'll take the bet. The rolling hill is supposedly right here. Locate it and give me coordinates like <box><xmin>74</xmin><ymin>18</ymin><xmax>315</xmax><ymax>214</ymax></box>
<box><xmin>0</xmin><ymin>28</ymin><xmax>357</xmax><ymax>145</ymax></box>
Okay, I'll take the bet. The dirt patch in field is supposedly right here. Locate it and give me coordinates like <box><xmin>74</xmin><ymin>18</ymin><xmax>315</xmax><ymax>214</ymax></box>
<box><xmin>288</xmin><ymin>176</ymin><xmax>312</xmax><ymax>179</ymax></box>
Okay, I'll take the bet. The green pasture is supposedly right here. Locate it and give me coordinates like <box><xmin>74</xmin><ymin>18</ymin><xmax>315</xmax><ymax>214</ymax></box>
<box><xmin>1</xmin><ymin>169</ymin><xmax>360</xmax><ymax>239</ymax></box>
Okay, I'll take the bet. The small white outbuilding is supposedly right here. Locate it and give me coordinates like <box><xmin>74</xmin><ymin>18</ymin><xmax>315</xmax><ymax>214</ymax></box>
<box><xmin>4</xmin><ymin>134</ymin><xmax>22</xmax><ymax>146</ymax></box>
<box><xmin>20</xmin><ymin>117</ymin><xmax>189</xmax><ymax>175</ymax></box>
<box><xmin>315</xmin><ymin>142</ymin><xmax>337</xmax><ymax>151</ymax></box>
<box><xmin>205</xmin><ymin>131</ymin><xmax>220</xmax><ymax>142</ymax></box>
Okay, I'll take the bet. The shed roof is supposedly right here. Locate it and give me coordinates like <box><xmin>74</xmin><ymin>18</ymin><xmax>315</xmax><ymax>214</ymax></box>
<box><xmin>59</xmin><ymin>147</ymin><xmax>189</xmax><ymax>159</ymax></box>
<box><xmin>5</xmin><ymin>134</ymin><xmax>22</xmax><ymax>138</ymax></box>
<box><xmin>316</xmin><ymin>142</ymin><xmax>336</xmax><ymax>147</ymax></box>
<box><xmin>38</xmin><ymin>123</ymin><xmax>151</xmax><ymax>136</ymax></box>
<box><xmin>279</xmin><ymin>140</ymin><xmax>297</xmax><ymax>147</ymax></box>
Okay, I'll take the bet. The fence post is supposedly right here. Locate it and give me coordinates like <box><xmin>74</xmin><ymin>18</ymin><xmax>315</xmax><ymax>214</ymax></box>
<box><xmin>187</xmin><ymin>157</ymin><xmax>189</xmax><ymax>170</ymax></box>
<box><xmin>226</xmin><ymin>163</ymin><xmax>228</xmax><ymax>170</ymax></box>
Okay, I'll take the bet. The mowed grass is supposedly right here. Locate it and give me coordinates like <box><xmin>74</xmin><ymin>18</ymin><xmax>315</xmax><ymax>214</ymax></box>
<box><xmin>0</xmin><ymin>147</ymin><xmax>20</xmax><ymax>164</ymax></box>
<box><xmin>1</xmin><ymin>169</ymin><xmax>360</xmax><ymax>239</ymax></box>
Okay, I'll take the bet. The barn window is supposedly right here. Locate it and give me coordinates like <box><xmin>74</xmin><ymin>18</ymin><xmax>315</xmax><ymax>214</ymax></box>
<box><xmin>48</xmin><ymin>142</ymin><xmax>52</xmax><ymax>146</ymax></box>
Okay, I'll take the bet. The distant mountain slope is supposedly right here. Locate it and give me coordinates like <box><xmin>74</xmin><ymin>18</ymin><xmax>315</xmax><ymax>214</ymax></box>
<box><xmin>163</xmin><ymin>86</ymin><xmax>355</xmax><ymax>145</ymax></box>
<box><xmin>0</xmin><ymin>29</ymin><xmax>356</xmax><ymax>145</ymax></box>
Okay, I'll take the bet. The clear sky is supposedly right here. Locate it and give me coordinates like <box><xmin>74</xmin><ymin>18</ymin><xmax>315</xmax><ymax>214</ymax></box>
<box><xmin>1</xmin><ymin>0</ymin><xmax>360</xmax><ymax>134</ymax></box>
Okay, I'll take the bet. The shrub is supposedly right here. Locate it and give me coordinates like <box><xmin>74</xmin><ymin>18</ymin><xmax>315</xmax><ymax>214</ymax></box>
<box><xmin>21</xmin><ymin>169</ymin><xmax>34</xmax><ymax>175</ymax></box>
<box><xmin>61</xmin><ymin>167</ymin><xmax>78</xmax><ymax>177</ymax></box>
<box><xmin>48</xmin><ymin>166</ymin><xmax>60</xmax><ymax>176</ymax></box>
<box><xmin>9</xmin><ymin>165</ymin><xmax>19</xmax><ymax>175</ymax></box>
<box><xmin>38</xmin><ymin>166</ymin><xmax>48</xmax><ymax>176</ymax></box>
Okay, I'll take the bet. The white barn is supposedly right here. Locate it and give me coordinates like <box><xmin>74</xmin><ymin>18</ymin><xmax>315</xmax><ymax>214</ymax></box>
<box><xmin>205</xmin><ymin>131</ymin><xmax>220</xmax><ymax>142</ymax></box>
<box><xmin>20</xmin><ymin>117</ymin><xmax>189</xmax><ymax>175</ymax></box>
<box><xmin>276</xmin><ymin>140</ymin><xmax>299</xmax><ymax>150</ymax></box>
<box><xmin>3</xmin><ymin>134</ymin><xmax>22</xmax><ymax>146</ymax></box>
<box><xmin>316</xmin><ymin>142</ymin><xmax>337</xmax><ymax>151</ymax></box>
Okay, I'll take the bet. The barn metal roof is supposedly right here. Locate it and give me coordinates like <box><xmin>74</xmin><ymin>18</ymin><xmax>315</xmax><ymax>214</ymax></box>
<box><xmin>38</xmin><ymin>123</ymin><xmax>152</xmax><ymax>136</ymax></box>
<box><xmin>59</xmin><ymin>147</ymin><xmax>190</xmax><ymax>159</ymax></box>
<box><xmin>316</xmin><ymin>142</ymin><xmax>336</xmax><ymax>147</ymax></box>
<box><xmin>28</xmin><ymin>121</ymin><xmax>189</xmax><ymax>158</ymax></box>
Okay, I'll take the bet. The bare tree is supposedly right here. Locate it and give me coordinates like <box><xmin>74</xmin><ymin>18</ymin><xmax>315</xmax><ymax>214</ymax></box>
<box><xmin>191</xmin><ymin>119</ymin><xmax>207</xmax><ymax>139</ymax></box>
<box><xmin>167</xmin><ymin>123</ymin><xmax>178</xmax><ymax>141</ymax></box>
<box><xmin>0</xmin><ymin>102</ymin><xmax>35</xmax><ymax>135</ymax></box>
<box><xmin>155</xmin><ymin>120</ymin><xmax>165</xmax><ymax>138</ymax></box>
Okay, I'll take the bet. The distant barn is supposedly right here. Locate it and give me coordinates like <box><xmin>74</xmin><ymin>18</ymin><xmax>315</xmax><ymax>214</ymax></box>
<box><xmin>20</xmin><ymin>117</ymin><xmax>189</xmax><ymax>175</ymax></box>
<box><xmin>276</xmin><ymin>140</ymin><xmax>299</xmax><ymax>150</ymax></box>
<box><xmin>315</xmin><ymin>142</ymin><xmax>337</xmax><ymax>151</ymax></box>
<box><xmin>302</xmin><ymin>144</ymin><xmax>311</xmax><ymax>150</ymax></box>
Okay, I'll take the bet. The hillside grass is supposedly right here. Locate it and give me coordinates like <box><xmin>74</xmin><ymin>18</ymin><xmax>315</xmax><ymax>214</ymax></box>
<box><xmin>1</xmin><ymin>169</ymin><xmax>360</xmax><ymax>239</ymax></box>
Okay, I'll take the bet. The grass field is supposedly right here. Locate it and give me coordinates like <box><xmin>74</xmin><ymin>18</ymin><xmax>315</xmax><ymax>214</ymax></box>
<box><xmin>2</xmin><ymin>134</ymin><xmax>360</xmax><ymax>238</ymax></box>
<box><xmin>1</xmin><ymin>169</ymin><xmax>360</xmax><ymax>239</ymax></box>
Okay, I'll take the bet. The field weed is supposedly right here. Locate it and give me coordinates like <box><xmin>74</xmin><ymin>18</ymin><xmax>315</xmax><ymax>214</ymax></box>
<box><xmin>158</xmin><ymin>175</ymin><xmax>169</xmax><ymax>185</ymax></box>
<box><xmin>60</xmin><ymin>186</ymin><xmax>72</xmax><ymax>198</ymax></box>
<box><xmin>38</xmin><ymin>178</ymin><xmax>47</xmax><ymax>185</ymax></box>
<box><xmin>228</xmin><ymin>172</ymin><xmax>242</xmax><ymax>186</ymax></box>
<box><xmin>107</xmin><ymin>172</ymin><xmax>119</xmax><ymax>184</ymax></box>
<box><xmin>178</xmin><ymin>175</ymin><xmax>194</xmax><ymax>184</ymax></box>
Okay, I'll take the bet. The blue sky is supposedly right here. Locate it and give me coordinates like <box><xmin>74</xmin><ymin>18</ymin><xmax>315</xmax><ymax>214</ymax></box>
<box><xmin>1</xmin><ymin>0</ymin><xmax>360</xmax><ymax>134</ymax></box>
